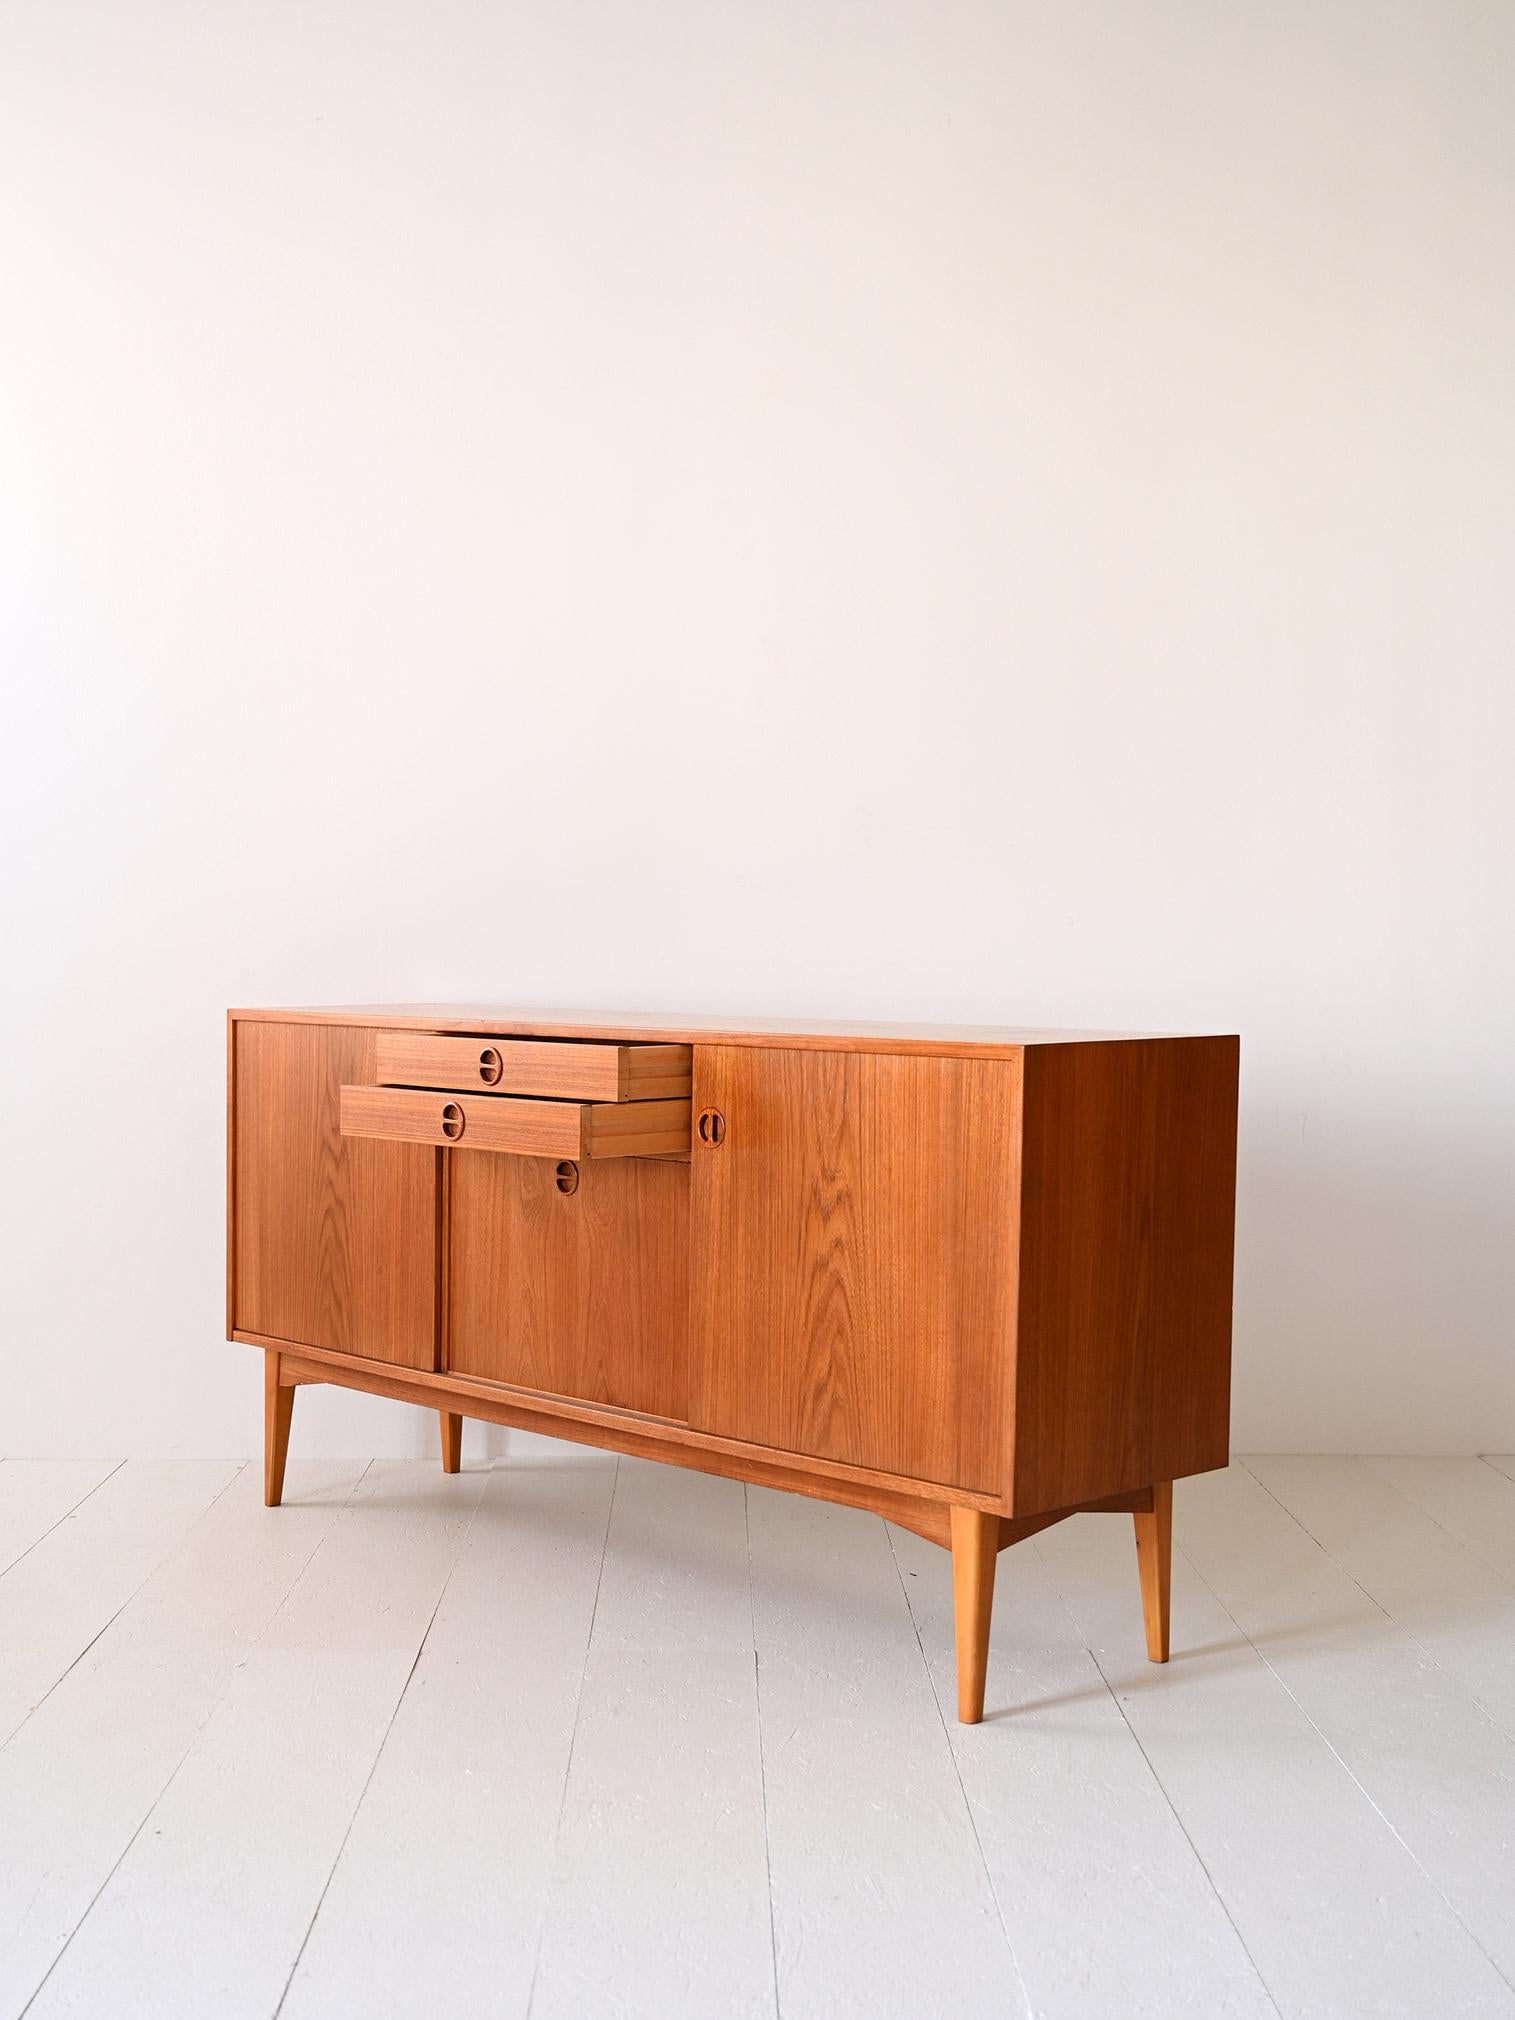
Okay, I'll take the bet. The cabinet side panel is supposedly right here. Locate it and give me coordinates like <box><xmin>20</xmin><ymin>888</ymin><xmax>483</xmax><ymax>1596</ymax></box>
<box><xmin>689</xmin><ymin>1047</ymin><xmax>1016</xmax><ymax>1495</ymax></box>
<box><xmin>232</xmin><ymin>1020</ymin><xmax>437</xmax><ymax>1369</ymax></box>
<box><xmin>1147</xmin><ymin>1040</ymin><xmax>1240</xmax><ymax>1486</ymax></box>
<box><xmin>226</xmin><ymin>1012</ymin><xmax>238</xmax><ymax>1338</ymax></box>
<box><xmin>1012</xmin><ymin>1037</ymin><xmax>1238</xmax><ymax>1512</ymax></box>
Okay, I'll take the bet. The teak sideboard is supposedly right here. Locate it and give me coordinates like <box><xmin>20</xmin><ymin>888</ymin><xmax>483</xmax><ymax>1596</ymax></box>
<box><xmin>226</xmin><ymin>1006</ymin><xmax>1240</xmax><ymax>1722</ymax></box>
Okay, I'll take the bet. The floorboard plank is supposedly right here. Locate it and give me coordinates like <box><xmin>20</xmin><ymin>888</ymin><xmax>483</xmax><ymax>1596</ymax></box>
<box><xmin>1364</xmin><ymin>1459</ymin><xmax>1515</xmax><ymax>1586</ymax></box>
<box><xmin>0</xmin><ymin>1461</ymin><xmax>366</xmax><ymax>2020</ymax></box>
<box><xmin>1036</xmin><ymin>1494</ymin><xmax>1515</xmax><ymax>2019</ymax></box>
<box><xmin>1248</xmin><ymin>1457</ymin><xmax>1515</xmax><ymax>1738</ymax></box>
<box><xmin>0</xmin><ymin>1461</ymin><xmax>240</xmax><ymax>1746</ymax></box>
<box><xmin>528</xmin><ymin>1459</ymin><xmax>775</xmax><ymax>2020</ymax></box>
<box><xmin>22</xmin><ymin>1461</ymin><xmax>485</xmax><ymax>2020</ymax></box>
<box><xmin>1381</xmin><ymin>1462</ymin><xmax>1515</xmax><ymax>1583</ymax></box>
<box><xmin>279</xmin><ymin>1457</ymin><xmax>617</xmax><ymax>2020</ymax></box>
<box><xmin>889</xmin><ymin>1520</ymin><xmax>1276</xmax><ymax>2020</ymax></box>
<box><xmin>747</xmin><ymin>1489</ymin><xmax>1022</xmax><ymax>2020</ymax></box>
<box><xmin>1180</xmin><ymin>1465</ymin><xmax>1515</xmax><ymax>1995</ymax></box>
<box><xmin>0</xmin><ymin>1461</ymin><xmax>120</xmax><ymax>1577</ymax></box>
<box><xmin>7</xmin><ymin>1456</ymin><xmax>1515</xmax><ymax>2019</ymax></box>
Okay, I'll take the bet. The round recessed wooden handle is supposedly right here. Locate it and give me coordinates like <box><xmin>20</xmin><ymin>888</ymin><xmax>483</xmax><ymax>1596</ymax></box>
<box><xmin>696</xmin><ymin>1108</ymin><xmax>726</xmax><ymax>1146</ymax></box>
<box><xmin>441</xmin><ymin>1101</ymin><xmax>465</xmax><ymax>1141</ymax></box>
<box><xmin>554</xmin><ymin>1160</ymin><xmax>580</xmax><ymax>1195</ymax></box>
<box><xmin>477</xmin><ymin>1047</ymin><xmax>503</xmax><ymax>1085</ymax></box>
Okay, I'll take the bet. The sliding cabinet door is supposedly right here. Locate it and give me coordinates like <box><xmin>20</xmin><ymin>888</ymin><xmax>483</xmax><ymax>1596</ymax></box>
<box><xmin>689</xmin><ymin>1047</ymin><xmax>1016</xmax><ymax>1493</ymax></box>
<box><xmin>446</xmin><ymin>1151</ymin><xmax>688</xmax><ymax>1422</ymax></box>
<box><xmin>232</xmin><ymin>1020</ymin><xmax>437</xmax><ymax>1369</ymax></box>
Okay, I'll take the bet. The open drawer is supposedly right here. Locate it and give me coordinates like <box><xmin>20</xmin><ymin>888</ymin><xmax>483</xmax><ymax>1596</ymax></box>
<box><xmin>339</xmin><ymin>1084</ymin><xmax>691</xmax><ymax>1159</ymax></box>
<box><xmin>373</xmin><ymin>1034</ymin><xmax>691</xmax><ymax>1102</ymax></box>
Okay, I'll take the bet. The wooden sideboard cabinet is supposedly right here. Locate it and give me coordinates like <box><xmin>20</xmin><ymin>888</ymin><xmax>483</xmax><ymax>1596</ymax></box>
<box><xmin>226</xmin><ymin>1006</ymin><xmax>1240</xmax><ymax>1722</ymax></box>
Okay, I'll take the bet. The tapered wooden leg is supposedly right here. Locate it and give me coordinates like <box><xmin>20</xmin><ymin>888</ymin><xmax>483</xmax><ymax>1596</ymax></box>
<box><xmin>263</xmin><ymin>1351</ymin><xmax>295</xmax><ymax>1508</ymax></box>
<box><xmin>440</xmin><ymin>1410</ymin><xmax>462</xmax><ymax>1474</ymax></box>
<box><xmin>950</xmin><ymin>1507</ymin><xmax>999</xmax><ymax>1723</ymax></box>
<box><xmin>1134</xmin><ymin>1480</ymin><xmax>1173</xmax><ymax>1662</ymax></box>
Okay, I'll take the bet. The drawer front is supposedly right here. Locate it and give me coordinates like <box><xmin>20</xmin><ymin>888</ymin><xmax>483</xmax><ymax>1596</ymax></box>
<box><xmin>340</xmin><ymin>1084</ymin><xmax>690</xmax><ymax>1159</ymax></box>
<box><xmin>374</xmin><ymin>1033</ymin><xmax>691</xmax><ymax>1102</ymax></box>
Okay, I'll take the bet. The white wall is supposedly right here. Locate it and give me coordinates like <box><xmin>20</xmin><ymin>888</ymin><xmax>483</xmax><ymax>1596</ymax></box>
<box><xmin>2</xmin><ymin>1</ymin><xmax>1510</xmax><ymax>1459</ymax></box>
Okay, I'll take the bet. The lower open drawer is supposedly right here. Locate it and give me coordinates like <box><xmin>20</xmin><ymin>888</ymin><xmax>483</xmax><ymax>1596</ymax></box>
<box><xmin>338</xmin><ymin>1084</ymin><xmax>691</xmax><ymax>1159</ymax></box>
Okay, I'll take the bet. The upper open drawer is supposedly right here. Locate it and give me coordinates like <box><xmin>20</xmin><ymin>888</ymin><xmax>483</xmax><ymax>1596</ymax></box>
<box><xmin>373</xmin><ymin>1034</ymin><xmax>691</xmax><ymax>1103</ymax></box>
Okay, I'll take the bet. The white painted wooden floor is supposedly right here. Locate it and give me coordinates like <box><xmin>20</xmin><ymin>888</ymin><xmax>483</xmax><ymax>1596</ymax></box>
<box><xmin>4</xmin><ymin>1455</ymin><xmax>1515</xmax><ymax>2020</ymax></box>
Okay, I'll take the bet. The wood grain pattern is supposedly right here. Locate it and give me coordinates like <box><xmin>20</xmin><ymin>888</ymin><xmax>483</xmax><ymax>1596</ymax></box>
<box><xmin>278</xmin><ymin>1347</ymin><xmax>959</xmax><ymax>1543</ymax></box>
<box><xmin>263</xmin><ymin>1351</ymin><xmax>294</xmax><ymax>1507</ymax></box>
<box><xmin>341</xmin><ymin>1084</ymin><xmax>584</xmax><ymax>1159</ymax></box>
<box><xmin>238</xmin><ymin>1333</ymin><xmax>1005</xmax><ymax>1511</ymax></box>
<box><xmin>225</xmin><ymin>1012</ymin><xmax>237</xmax><ymax>1339</ymax></box>
<box><xmin>1010</xmin><ymin>1037</ymin><xmax>1239</xmax><ymax>1513</ymax></box>
<box><xmin>232</xmin><ymin>1004</ymin><xmax>1189</xmax><ymax>1056</ymax></box>
<box><xmin>376</xmin><ymin>1034</ymin><xmax>516</xmax><ymax>1094</ymax></box>
<box><xmin>619</xmin><ymin>1045</ymin><xmax>695</xmax><ymax>1100</ymax></box>
<box><xmin>374</xmin><ymin>1034</ymin><xmax>691</xmax><ymax>1102</ymax></box>
<box><xmin>1135</xmin><ymin>1480</ymin><xmax>1173</xmax><ymax>1661</ymax></box>
<box><xmin>950</xmin><ymin>1507</ymin><xmax>998</xmax><ymax>1723</ymax></box>
<box><xmin>340</xmin><ymin>1085</ymin><xmax>691</xmax><ymax>1160</ymax></box>
<box><xmin>232</xmin><ymin>1022</ymin><xmax>437</xmax><ymax>1369</ymax></box>
<box><xmin>995</xmin><ymin>1485</ymin><xmax>1154</xmax><ymax>1552</ymax></box>
<box><xmin>689</xmin><ymin>1047</ymin><xmax>1018</xmax><ymax>1494</ymax></box>
<box><xmin>1145</xmin><ymin>1048</ymin><xmax>1241</xmax><ymax>1488</ymax></box>
<box><xmin>229</xmin><ymin>1006</ymin><xmax>1241</xmax><ymax>1721</ymax></box>
<box><xmin>439</xmin><ymin>1411</ymin><xmax>462</xmax><ymax>1473</ymax></box>
<box><xmin>447</xmin><ymin>1151</ymin><xmax>689</xmax><ymax>1422</ymax></box>
<box><xmin>583</xmin><ymin>1099</ymin><xmax>692</xmax><ymax>1157</ymax></box>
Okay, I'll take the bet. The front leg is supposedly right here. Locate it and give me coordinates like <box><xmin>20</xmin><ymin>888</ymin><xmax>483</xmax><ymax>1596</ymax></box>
<box><xmin>949</xmin><ymin>1507</ymin><xmax>999</xmax><ymax>1723</ymax></box>
<box><xmin>264</xmin><ymin>1350</ymin><xmax>295</xmax><ymax>1507</ymax></box>
<box><xmin>1133</xmin><ymin>1481</ymin><xmax>1173</xmax><ymax>1662</ymax></box>
<box><xmin>439</xmin><ymin>1411</ymin><xmax>463</xmax><ymax>1474</ymax></box>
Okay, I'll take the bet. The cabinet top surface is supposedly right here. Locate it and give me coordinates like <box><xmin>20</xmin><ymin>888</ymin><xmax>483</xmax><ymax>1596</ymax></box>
<box><xmin>228</xmin><ymin>1005</ymin><xmax>1237</xmax><ymax>1059</ymax></box>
